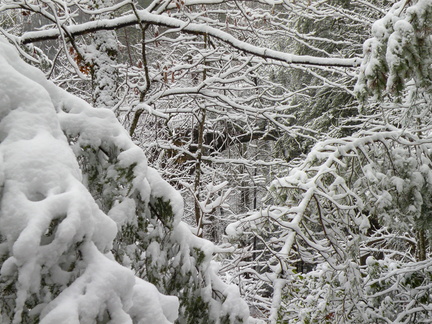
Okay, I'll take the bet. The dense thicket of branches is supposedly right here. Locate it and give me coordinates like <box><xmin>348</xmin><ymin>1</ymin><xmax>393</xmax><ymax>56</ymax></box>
<box><xmin>3</xmin><ymin>0</ymin><xmax>432</xmax><ymax>323</ymax></box>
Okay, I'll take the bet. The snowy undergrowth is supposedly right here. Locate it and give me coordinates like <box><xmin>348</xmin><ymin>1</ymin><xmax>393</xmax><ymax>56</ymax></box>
<box><xmin>0</xmin><ymin>36</ymin><xmax>248</xmax><ymax>323</ymax></box>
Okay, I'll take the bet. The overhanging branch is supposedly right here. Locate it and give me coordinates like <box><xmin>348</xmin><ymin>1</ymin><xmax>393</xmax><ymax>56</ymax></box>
<box><xmin>19</xmin><ymin>10</ymin><xmax>361</xmax><ymax>68</ymax></box>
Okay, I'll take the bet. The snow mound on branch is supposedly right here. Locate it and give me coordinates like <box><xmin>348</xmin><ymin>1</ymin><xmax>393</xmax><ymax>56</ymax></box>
<box><xmin>0</xmin><ymin>36</ymin><xmax>177</xmax><ymax>324</ymax></box>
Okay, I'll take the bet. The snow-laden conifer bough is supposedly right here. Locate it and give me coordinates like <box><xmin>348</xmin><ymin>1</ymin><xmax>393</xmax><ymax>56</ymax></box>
<box><xmin>0</xmin><ymin>36</ymin><xmax>249</xmax><ymax>323</ymax></box>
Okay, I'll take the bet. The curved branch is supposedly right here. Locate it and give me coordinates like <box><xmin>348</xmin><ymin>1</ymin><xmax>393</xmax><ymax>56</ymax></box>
<box><xmin>19</xmin><ymin>10</ymin><xmax>361</xmax><ymax>68</ymax></box>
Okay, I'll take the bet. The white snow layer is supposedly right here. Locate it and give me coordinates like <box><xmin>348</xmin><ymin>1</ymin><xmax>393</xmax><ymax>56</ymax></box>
<box><xmin>0</xmin><ymin>36</ymin><xmax>178</xmax><ymax>323</ymax></box>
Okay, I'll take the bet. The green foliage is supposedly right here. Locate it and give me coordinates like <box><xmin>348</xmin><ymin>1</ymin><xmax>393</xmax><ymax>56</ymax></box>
<box><xmin>149</xmin><ymin>197</ymin><xmax>175</xmax><ymax>231</ymax></box>
<box><xmin>356</xmin><ymin>0</ymin><xmax>432</xmax><ymax>100</ymax></box>
<box><xmin>63</xmin><ymin>119</ymin><xmax>247</xmax><ymax>323</ymax></box>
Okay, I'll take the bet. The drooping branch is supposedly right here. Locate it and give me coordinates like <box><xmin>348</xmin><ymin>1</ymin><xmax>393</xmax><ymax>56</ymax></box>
<box><xmin>18</xmin><ymin>9</ymin><xmax>361</xmax><ymax>68</ymax></box>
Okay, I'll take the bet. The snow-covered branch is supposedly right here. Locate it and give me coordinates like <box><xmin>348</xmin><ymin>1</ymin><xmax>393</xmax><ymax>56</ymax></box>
<box><xmin>18</xmin><ymin>9</ymin><xmax>360</xmax><ymax>67</ymax></box>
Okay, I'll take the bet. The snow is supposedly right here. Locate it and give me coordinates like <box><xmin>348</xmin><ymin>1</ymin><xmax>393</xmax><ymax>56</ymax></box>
<box><xmin>0</xmin><ymin>33</ymin><xmax>252</xmax><ymax>324</ymax></box>
<box><xmin>0</xmin><ymin>36</ymin><xmax>178</xmax><ymax>323</ymax></box>
<box><xmin>129</xmin><ymin>278</ymin><xmax>179</xmax><ymax>324</ymax></box>
<box><xmin>108</xmin><ymin>198</ymin><xmax>137</xmax><ymax>228</ymax></box>
<box><xmin>146</xmin><ymin>166</ymin><xmax>184</xmax><ymax>223</ymax></box>
<box><xmin>19</xmin><ymin>9</ymin><xmax>360</xmax><ymax>68</ymax></box>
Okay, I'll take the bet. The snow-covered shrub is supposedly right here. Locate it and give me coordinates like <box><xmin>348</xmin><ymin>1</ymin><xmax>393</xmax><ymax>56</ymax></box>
<box><xmin>0</xmin><ymin>35</ymin><xmax>177</xmax><ymax>324</ymax></box>
<box><xmin>0</xmin><ymin>36</ymin><xmax>248</xmax><ymax>324</ymax></box>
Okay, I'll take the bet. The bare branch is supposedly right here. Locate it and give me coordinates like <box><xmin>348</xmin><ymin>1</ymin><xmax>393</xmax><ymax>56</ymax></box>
<box><xmin>19</xmin><ymin>10</ymin><xmax>361</xmax><ymax>67</ymax></box>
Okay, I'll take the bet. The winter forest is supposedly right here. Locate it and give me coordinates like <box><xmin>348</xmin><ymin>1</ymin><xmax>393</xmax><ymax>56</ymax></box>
<box><xmin>2</xmin><ymin>0</ymin><xmax>432</xmax><ymax>323</ymax></box>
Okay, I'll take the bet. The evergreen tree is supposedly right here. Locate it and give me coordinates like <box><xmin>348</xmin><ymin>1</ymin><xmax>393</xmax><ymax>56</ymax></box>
<box><xmin>0</xmin><ymin>36</ymin><xmax>249</xmax><ymax>323</ymax></box>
